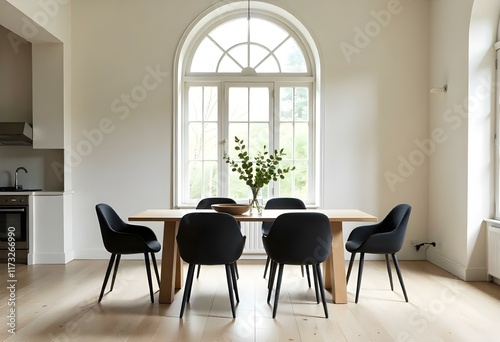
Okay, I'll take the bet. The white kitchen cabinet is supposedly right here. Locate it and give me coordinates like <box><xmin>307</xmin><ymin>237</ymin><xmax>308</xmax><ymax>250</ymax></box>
<box><xmin>30</xmin><ymin>193</ymin><xmax>72</xmax><ymax>264</ymax></box>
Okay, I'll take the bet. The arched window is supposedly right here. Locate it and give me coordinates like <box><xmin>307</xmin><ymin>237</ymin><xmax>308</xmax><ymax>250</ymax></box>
<box><xmin>174</xmin><ymin>1</ymin><xmax>321</xmax><ymax>207</ymax></box>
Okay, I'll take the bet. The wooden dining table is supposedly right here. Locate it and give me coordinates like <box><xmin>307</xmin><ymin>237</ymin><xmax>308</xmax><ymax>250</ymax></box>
<box><xmin>129</xmin><ymin>208</ymin><xmax>377</xmax><ymax>304</ymax></box>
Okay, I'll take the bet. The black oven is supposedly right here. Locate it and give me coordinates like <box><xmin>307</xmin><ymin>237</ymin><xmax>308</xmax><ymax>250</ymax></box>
<box><xmin>0</xmin><ymin>195</ymin><xmax>29</xmax><ymax>264</ymax></box>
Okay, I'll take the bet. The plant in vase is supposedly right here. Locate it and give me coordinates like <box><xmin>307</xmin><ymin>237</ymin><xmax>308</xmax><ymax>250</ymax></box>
<box><xmin>223</xmin><ymin>136</ymin><xmax>295</xmax><ymax>214</ymax></box>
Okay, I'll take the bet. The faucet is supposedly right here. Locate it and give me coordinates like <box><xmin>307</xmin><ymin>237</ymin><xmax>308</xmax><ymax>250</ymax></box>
<box><xmin>15</xmin><ymin>167</ymin><xmax>27</xmax><ymax>190</ymax></box>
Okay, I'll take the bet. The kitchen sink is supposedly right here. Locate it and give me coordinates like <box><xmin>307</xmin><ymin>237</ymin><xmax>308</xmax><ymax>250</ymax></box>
<box><xmin>0</xmin><ymin>187</ymin><xmax>42</xmax><ymax>192</ymax></box>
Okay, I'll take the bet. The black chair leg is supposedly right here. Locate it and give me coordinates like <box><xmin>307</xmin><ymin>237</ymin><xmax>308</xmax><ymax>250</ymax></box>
<box><xmin>225</xmin><ymin>264</ymin><xmax>237</xmax><ymax>318</ymax></box>
<box><xmin>305</xmin><ymin>265</ymin><xmax>311</xmax><ymax>288</ymax></box>
<box><xmin>151</xmin><ymin>252</ymin><xmax>161</xmax><ymax>288</ymax></box>
<box><xmin>110</xmin><ymin>254</ymin><xmax>121</xmax><ymax>292</ymax></box>
<box><xmin>267</xmin><ymin>260</ymin><xmax>277</xmax><ymax>303</ymax></box>
<box><xmin>272</xmin><ymin>264</ymin><xmax>284</xmax><ymax>318</ymax></box>
<box><xmin>98</xmin><ymin>253</ymin><xmax>117</xmax><ymax>303</ymax></box>
<box><xmin>315</xmin><ymin>263</ymin><xmax>328</xmax><ymax>318</ymax></box>
<box><xmin>392</xmin><ymin>254</ymin><xmax>408</xmax><ymax>302</ymax></box>
<box><xmin>234</xmin><ymin>262</ymin><xmax>240</xmax><ymax>280</ymax></box>
<box><xmin>196</xmin><ymin>264</ymin><xmax>201</xmax><ymax>278</ymax></box>
<box><xmin>230</xmin><ymin>263</ymin><xmax>240</xmax><ymax>302</ymax></box>
<box><xmin>144</xmin><ymin>253</ymin><xmax>154</xmax><ymax>303</ymax></box>
<box><xmin>385</xmin><ymin>254</ymin><xmax>394</xmax><ymax>291</ymax></box>
<box><xmin>186</xmin><ymin>264</ymin><xmax>196</xmax><ymax>303</ymax></box>
<box><xmin>355</xmin><ymin>253</ymin><xmax>365</xmax><ymax>303</ymax></box>
<box><xmin>263</xmin><ymin>256</ymin><xmax>270</xmax><ymax>278</ymax></box>
<box><xmin>180</xmin><ymin>263</ymin><xmax>196</xmax><ymax>318</ymax></box>
<box><xmin>312</xmin><ymin>263</ymin><xmax>320</xmax><ymax>304</ymax></box>
<box><xmin>346</xmin><ymin>252</ymin><xmax>356</xmax><ymax>284</ymax></box>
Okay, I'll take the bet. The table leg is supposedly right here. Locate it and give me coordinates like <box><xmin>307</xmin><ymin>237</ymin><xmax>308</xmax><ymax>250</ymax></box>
<box><xmin>325</xmin><ymin>221</ymin><xmax>348</xmax><ymax>304</ymax></box>
<box><xmin>159</xmin><ymin>221</ymin><xmax>179</xmax><ymax>304</ymax></box>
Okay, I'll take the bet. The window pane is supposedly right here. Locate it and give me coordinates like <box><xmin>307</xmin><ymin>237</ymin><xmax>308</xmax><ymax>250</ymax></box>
<box><xmin>202</xmin><ymin>161</ymin><xmax>218</xmax><ymax>197</ymax></box>
<box><xmin>250</xmin><ymin>18</ymin><xmax>288</xmax><ymax>50</ymax></box>
<box><xmin>228</xmin><ymin>171</ymin><xmax>247</xmax><ymax>199</ymax></box>
<box><xmin>275</xmin><ymin>38</ymin><xmax>307</xmax><ymax>72</ymax></box>
<box><xmin>249</xmin><ymin>88</ymin><xmax>268</xmax><ymax>122</ymax></box>
<box><xmin>188</xmin><ymin>123</ymin><xmax>202</xmax><ymax>160</ymax></box>
<box><xmin>191</xmin><ymin>38</ymin><xmax>223</xmax><ymax>72</ymax></box>
<box><xmin>229</xmin><ymin>88</ymin><xmax>248</xmax><ymax>121</ymax></box>
<box><xmin>278</xmin><ymin>160</ymin><xmax>294</xmax><ymax>196</ymax></box>
<box><xmin>295</xmin><ymin>123</ymin><xmax>309</xmax><ymax>159</ymax></box>
<box><xmin>254</xmin><ymin>56</ymin><xmax>280</xmax><ymax>73</ymax></box>
<box><xmin>219</xmin><ymin>56</ymin><xmax>242</xmax><ymax>72</ymax></box>
<box><xmin>204</xmin><ymin>123</ymin><xmax>218</xmax><ymax>160</ymax></box>
<box><xmin>280</xmin><ymin>87</ymin><xmax>309</xmax><ymax>121</ymax></box>
<box><xmin>188</xmin><ymin>161</ymin><xmax>202</xmax><ymax>198</ymax></box>
<box><xmin>279</xmin><ymin>122</ymin><xmax>293</xmax><ymax>153</ymax></box>
<box><xmin>210</xmin><ymin>18</ymin><xmax>247</xmax><ymax>50</ymax></box>
<box><xmin>189</xmin><ymin>87</ymin><xmax>203</xmax><ymax>121</ymax></box>
<box><xmin>292</xmin><ymin>161</ymin><xmax>308</xmax><ymax>197</ymax></box>
<box><xmin>250</xmin><ymin>44</ymin><xmax>270</xmax><ymax>69</ymax></box>
<box><xmin>294</xmin><ymin>87</ymin><xmax>309</xmax><ymax>121</ymax></box>
<box><xmin>204</xmin><ymin>87</ymin><xmax>218</xmax><ymax>121</ymax></box>
<box><xmin>249</xmin><ymin>123</ymin><xmax>269</xmax><ymax>157</ymax></box>
<box><xmin>227</xmin><ymin>45</ymin><xmax>248</xmax><ymax>69</ymax></box>
<box><xmin>280</xmin><ymin>87</ymin><xmax>294</xmax><ymax>121</ymax></box>
<box><xmin>188</xmin><ymin>86</ymin><xmax>218</xmax><ymax>121</ymax></box>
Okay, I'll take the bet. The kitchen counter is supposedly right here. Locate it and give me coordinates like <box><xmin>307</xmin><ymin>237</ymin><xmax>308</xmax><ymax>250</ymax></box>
<box><xmin>0</xmin><ymin>191</ymin><xmax>65</xmax><ymax>195</ymax></box>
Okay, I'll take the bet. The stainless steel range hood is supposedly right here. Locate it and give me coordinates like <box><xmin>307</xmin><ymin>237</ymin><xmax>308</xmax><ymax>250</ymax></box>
<box><xmin>0</xmin><ymin>123</ymin><xmax>33</xmax><ymax>146</ymax></box>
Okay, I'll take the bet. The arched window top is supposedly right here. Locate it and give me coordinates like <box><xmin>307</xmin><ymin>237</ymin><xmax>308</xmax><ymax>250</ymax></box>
<box><xmin>190</xmin><ymin>17</ymin><xmax>308</xmax><ymax>74</ymax></box>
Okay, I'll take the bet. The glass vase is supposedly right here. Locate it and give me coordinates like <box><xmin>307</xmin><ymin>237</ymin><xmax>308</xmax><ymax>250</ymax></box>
<box><xmin>249</xmin><ymin>186</ymin><xmax>263</xmax><ymax>215</ymax></box>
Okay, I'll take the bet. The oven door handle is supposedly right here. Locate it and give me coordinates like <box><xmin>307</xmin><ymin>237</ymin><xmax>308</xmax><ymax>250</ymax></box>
<box><xmin>0</xmin><ymin>208</ymin><xmax>25</xmax><ymax>212</ymax></box>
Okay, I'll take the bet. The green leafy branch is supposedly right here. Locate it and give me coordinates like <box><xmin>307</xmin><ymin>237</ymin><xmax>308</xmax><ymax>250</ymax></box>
<box><xmin>223</xmin><ymin>136</ymin><xmax>295</xmax><ymax>189</ymax></box>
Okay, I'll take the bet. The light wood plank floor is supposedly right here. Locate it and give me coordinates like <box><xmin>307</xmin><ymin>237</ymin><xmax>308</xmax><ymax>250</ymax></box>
<box><xmin>1</xmin><ymin>259</ymin><xmax>499</xmax><ymax>341</ymax></box>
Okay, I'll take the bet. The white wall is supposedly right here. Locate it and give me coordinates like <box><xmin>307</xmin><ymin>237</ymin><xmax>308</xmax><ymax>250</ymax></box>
<box><xmin>70</xmin><ymin>0</ymin><xmax>431</xmax><ymax>259</ymax></box>
<box><xmin>427</xmin><ymin>0</ymin><xmax>473</xmax><ymax>278</ymax></box>
<box><xmin>428</xmin><ymin>0</ymin><xmax>500</xmax><ymax>280</ymax></box>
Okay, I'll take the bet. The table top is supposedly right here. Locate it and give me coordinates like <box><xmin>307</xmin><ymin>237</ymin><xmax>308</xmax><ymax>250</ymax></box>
<box><xmin>129</xmin><ymin>208</ymin><xmax>377</xmax><ymax>223</ymax></box>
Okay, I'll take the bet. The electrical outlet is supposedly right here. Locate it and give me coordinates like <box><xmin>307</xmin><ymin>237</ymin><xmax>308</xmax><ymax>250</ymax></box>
<box><xmin>410</xmin><ymin>240</ymin><xmax>418</xmax><ymax>247</ymax></box>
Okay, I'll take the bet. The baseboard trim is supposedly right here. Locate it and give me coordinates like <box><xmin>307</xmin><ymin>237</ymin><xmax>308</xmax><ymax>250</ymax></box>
<box><xmin>426</xmin><ymin>250</ymin><xmax>488</xmax><ymax>281</ymax></box>
<box><xmin>32</xmin><ymin>252</ymin><xmax>72</xmax><ymax>264</ymax></box>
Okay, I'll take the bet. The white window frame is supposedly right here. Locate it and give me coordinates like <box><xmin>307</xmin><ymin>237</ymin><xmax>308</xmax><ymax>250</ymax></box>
<box><xmin>173</xmin><ymin>1</ymin><xmax>323</xmax><ymax>208</ymax></box>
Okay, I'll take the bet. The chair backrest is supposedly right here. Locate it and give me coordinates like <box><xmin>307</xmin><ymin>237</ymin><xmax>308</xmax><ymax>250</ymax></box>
<box><xmin>196</xmin><ymin>197</ymin><xmax>236</xmax><ymax>209</ymax></box>
<box><xmin>177</xmin><ymin>212</ymin><xmax>246</xmax><ymax>265</ymax></box>
<box><xmin>96</xmin><ymin>203</ymin><xmax>127</xmax><ymax>251</ymax></box>
<box><xmin>263</xmin><ymin>212</ymin><xmax>332</xmax><ymax>265</ymax></box>
<box><xmin>379</xmin><ymin>203</ymin><xmax>412</xmax><ymax>250</ymax></box>
<box><xmin>262</xmin><ymin>197</ymin><xmax>306</xmax><ymax>235</ymax></box>
<box><xmin>361</xmin><ymin>204</ymin><xmax>412</xmax><ymax>254</ymax></box>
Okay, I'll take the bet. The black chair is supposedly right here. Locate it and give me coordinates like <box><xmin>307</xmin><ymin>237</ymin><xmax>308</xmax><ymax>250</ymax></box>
<box><xmin>261</xmin><ymin>198</ymin><xmax>309</xmax><ymax>284</ymax></box>
<box><xmin>263</xmin><ymin>212</ymin><xmax>332</xmax><ymax>318</ymax></box>
<box><xmin>95</xmin><ymin>203</ymin><xmax>161</xmax><ymax>303</ymax></box>
<box><xmin>195</xmin><ymin>197</ymin><xmax>238</xmax><ymax>278</ymax></box>
<box><xmin>345</xmin><ymin>204</ymin><xmax>412</xmax><ymax>303</ymax></box>
<box><xmin>177</xmin><ymin>212</ymin><xmax>246</xmax><ymax>318</ymax></box>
